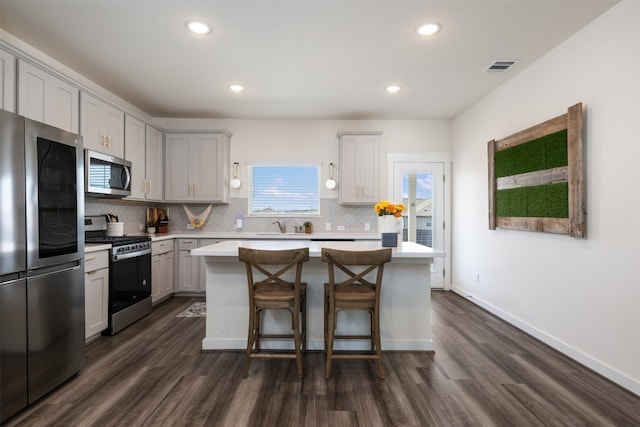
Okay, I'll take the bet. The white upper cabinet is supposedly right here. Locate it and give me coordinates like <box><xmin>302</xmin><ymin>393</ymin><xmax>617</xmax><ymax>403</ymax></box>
<box><xmin>145</xmin><ymin>126</ymin><xmax>163</xmax><ymax>201</ymax></box>
<box><xmin>18</xmin><ymin>59</ymin><xmax>79</xmax><ymax>133</ymax></box>
<box><xmin>165</xmin><ymin>132</ymin><xmax>230</xmax><ymax>202</ymax></box>
<box><xmin>338</xmin><ymin>131</ymin><xmax>381</xmax><ymax>205</ymax></box>
<box><xmin>125</xmin><ymin>116</ymin><xmax>164</xmax><ymax>202</ymax></box>
<box><xmin>80</xmin><ymin>91</ymin><xmax>124</xmax><ymax>157</ymax></box>
<box><xmin>124</xmin><ymin>114</ymin><xmax>146</xmax><ymax>199</ymax></box>
<box><xmin>0</xmin><ymin>48</ymin><xmax>16</xmax><ymax>112</ymax></box>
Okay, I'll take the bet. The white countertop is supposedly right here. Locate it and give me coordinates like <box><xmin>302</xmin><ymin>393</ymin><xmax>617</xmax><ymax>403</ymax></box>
<box><xmin>149</xmin><ymin>231</ymin><xmax>379</xmax><ymax>242</ymax></box>
<box><xmin>192</xmin><ymin>239</ymin><xmax>445</xmax><ymax>259</ymax></box>
<box><xmin>84</xmin><ymin>243</ymin><xmax>111</xmax><ymax>253</ymax></box>
<box><xmin>84</xmin><ymin>231</ymin><xmax>381</xmax><ymax>252</ymax></box>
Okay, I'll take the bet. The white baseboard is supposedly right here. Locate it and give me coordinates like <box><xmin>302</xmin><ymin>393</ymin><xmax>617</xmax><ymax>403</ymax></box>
<box><xmin>451</xmin><ymin>286</ymin><xmax>640</xmax><ymax>397</ymax></box>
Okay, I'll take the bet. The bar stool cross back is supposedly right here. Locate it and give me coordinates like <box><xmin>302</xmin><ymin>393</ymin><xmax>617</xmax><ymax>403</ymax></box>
<box><xmin>321</xmin><ymin>247</ymin><xmax>392</xmax><ymax>379</ymax></box>
<box><xmin>238</xmin><ymin>247</ymin><xmax>309</xmax><ymax>379</ymax></box>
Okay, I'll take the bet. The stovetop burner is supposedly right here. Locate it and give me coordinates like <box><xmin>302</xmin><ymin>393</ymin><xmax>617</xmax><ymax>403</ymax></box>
<box><xmin>85</xmin><ymin>215</ymin><xmax>151</xmax><ymax>247</ymax></box>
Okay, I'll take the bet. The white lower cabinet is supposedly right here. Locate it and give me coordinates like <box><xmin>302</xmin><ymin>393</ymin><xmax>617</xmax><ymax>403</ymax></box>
<box><xmin>176</xmin><ymin>238</ymin><xmax>222</xmax><ymax>293</ymax></box>
<box><xmin>84</xmin><ymin>250</ymin><xmax>109</xmax><ymax>340</ymax></box>
<box><xmin>177</xmin><ymin>239</ymin><xmax>200</xmax><ymax>293</ymax></box>
<box><xmin>151</xmin><ymin>240</ymin><xmax>174</xmax><ymax>304</ymax></box>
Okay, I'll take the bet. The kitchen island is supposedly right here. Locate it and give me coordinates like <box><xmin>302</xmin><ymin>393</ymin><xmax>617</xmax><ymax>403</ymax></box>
<box><xmin>192</xmin><ymin>240</ymin><xmax>445</xmax><ymax>352</ymax></box>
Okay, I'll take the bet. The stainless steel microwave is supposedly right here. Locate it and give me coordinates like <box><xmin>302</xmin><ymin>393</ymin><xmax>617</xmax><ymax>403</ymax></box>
<box><xmin>84</xmin><ymin>149</ymin><xmax>132</xmax><ymax>197</ymax></box>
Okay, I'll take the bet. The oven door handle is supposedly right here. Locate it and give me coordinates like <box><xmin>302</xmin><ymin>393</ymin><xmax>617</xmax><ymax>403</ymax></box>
<box><xmin>112</xmin><ymin>249</ymin><xmax>151</xmax><ymax>262</ymax></box>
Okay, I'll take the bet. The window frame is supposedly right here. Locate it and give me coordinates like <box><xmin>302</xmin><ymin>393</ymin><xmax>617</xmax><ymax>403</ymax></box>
<box><xmin>247</xmin><ymin>163</ymin><xmax>322</xmax><ymax>217</ymax></box>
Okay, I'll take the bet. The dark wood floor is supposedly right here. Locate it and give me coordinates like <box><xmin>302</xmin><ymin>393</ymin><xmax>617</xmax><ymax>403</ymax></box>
<box><xmin>5</xmin><ymin>291</ymin><xmax>640</xmax><ymax>426</ymax></box>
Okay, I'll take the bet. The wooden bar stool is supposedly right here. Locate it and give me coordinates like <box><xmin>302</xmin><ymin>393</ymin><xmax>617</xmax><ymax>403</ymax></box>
<box><xmin>238</xmin><ymin>247</ymin><xmax>309</xmax><ymax>379</ymax></box>
<box><xmin>321</xmin><ymin>247</ymin><xmax>392</xmax><ymax>379</ymax></box>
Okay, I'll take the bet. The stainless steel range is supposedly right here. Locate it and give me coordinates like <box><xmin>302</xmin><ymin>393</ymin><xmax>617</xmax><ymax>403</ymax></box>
<box><xmin>85</xmin><ymin>215</ymin><xmax>152</xmax><ymax>335</ymax></box>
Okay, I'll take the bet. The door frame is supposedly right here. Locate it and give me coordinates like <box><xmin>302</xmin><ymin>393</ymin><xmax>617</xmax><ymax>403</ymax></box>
<box><xmin>387</xmin><ymin>151</ymin><xmax>452</xmax><ymax>290</ymax></box>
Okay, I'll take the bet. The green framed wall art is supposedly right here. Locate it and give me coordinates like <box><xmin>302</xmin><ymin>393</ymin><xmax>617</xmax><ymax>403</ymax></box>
<box><xmin>488</xmin><ymin>103</ymin><xmax>585</xmax><ymax>238</ymax></box>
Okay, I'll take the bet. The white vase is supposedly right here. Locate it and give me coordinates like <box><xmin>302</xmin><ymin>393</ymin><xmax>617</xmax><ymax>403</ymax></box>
<box><xmin>379</xmin><ymin>215</ymin><xmax>398</xmax><ymax>233</ymax></box>
<box><xmin>379</xmin><ymin>215</ymin><xmax>399</xmax><ymax>247</ymax></box>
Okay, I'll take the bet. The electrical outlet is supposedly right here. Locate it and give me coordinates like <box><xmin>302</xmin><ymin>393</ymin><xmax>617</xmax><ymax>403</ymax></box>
<box><xmin>474</xmin><ymin>272</ymin><xmax>480</xmax><ymax>283</ymax></box>
<box><xmin>325</xmin><ymin>223</ymin><xmax>331</xmax><ymax>231</ymax></box>
<box><xmin>187</xmin><ymin>223</ymin><xmax>195</xmax><ymax>230</ymax></box>
<box><xmin>364</xmin><ymin>222</ymin><xmax>370</xmax><ymax>231</ymax></box>
<box><xmin>337</xmin><ymin>225</ymin><xmax>345</xmax><ymax>231</ymax></box>
<box><xmin>138</xmin><ymin>224</ymin><xmax>145</xmax><ymax>231</ymax></box>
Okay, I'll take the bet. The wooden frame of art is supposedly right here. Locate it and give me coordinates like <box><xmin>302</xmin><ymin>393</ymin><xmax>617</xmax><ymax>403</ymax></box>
<box><xmin>488</xmin><ymin>102</ymin><xmax>585</xmax><ymax>238</ymax></box>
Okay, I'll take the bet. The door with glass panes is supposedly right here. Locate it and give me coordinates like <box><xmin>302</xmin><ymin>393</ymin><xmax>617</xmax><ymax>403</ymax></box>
<box><xmin>393</xmin><ymin>162</ymin><xmax>445</xmax><ymax>288</ymax></box>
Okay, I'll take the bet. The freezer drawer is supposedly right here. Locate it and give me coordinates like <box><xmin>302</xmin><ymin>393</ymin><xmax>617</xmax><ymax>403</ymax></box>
<box><xmin>0</xmin><ymin>277</ymin><xmax>28</xmax><ymax>423</ymax></box>
<box><xmin>27</xmin><ymin>262</ymin><xmax>85</xmax><ymax>404</ymax></box>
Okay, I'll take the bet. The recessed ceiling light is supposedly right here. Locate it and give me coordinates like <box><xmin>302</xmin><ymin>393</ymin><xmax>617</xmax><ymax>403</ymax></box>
<box><xmin>186</xmin><ymin>20</ymin><xmax>212</xmax><ymax>35</ymax></box>
<box><xmin>229</xmin><ymin>84</ymin><xmax>245</xmax><ymax>93</ymax></box>
<box><xmin>386</xmin><ymin>85</ymin><xmax>401</xmax><ymax>94</ymax></box>
<box><xmin>416</xmin><ymin>23</ymin><xmax>440</xmax><ymax>36</ymax></box>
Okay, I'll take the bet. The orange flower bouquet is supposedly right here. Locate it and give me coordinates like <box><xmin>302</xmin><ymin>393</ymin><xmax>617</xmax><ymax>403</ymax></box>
<box><xmin>374</xmin><ymin>200</ymin><xmax>405</xmax><ymax>218</ymax></box>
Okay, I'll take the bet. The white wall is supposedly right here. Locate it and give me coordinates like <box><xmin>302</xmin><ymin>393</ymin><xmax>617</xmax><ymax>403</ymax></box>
<box><xmin>156</xmin><ymin>117</ymin><xmax>451</xmax><ymax>199</ymax></box>
<box><xmin>451</xmin><ymin>0</ymin><xmax>640</xmax><ymax>395</ymax></box>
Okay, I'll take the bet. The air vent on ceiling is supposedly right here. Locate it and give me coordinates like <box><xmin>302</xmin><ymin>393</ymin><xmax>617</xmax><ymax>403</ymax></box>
<box><xmin>484</xmin><ymin>60</ymin><xmax>518</xmax><ymax>73</ymax></box>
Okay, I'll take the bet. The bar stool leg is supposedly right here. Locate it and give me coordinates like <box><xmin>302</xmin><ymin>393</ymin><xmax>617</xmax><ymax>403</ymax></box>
<box><xmin>301</xmin><ymin>294</ymin><xmax>307</xmax><ymax>353</ymax></box>
<box><xmin>325</xmin><ymin>305</ymin><xmax>336</xmax><ymax>379</ymax></box>
<box><xmin>244</xmin><ymin>308</ymin><xmax>256</xmax><ymax>378</ymax></box>
<box><xmin>373</xmin><ymin>308</ymin><xmax>385</xmax><ymax>379</ymax></box>
<box><xmin>292</xmin><ymin>309</ymin><xmax>303</xmax><ymax>379</ymax></box>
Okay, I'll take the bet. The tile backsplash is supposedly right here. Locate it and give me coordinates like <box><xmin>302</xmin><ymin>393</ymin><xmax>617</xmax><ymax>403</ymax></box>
<box><xmin>85</xmin><ymin>198</ymin><xmax>379</xmax><ymax>235</ymax></box>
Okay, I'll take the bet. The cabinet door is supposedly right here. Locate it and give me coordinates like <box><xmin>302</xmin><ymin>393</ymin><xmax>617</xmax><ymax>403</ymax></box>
<box><xmin>338</xmin><ymin>133</ymin><xmax>380</xmax><ymax>204</ymax></box>
<box><xmin>18</xmin><ymin>60</ymin><xmax>46</xmax><ymax>125</ymax></box>
<box><xmin>177</xmin><ymin>249</ymin><xmax>200</xmax><ymax>292</ymax></box>
<box><xmin>104</xmin><ymin>103</ymin><xmax>124</xmax><ymax>157</ymax></box>
<box><xmin>165</xmin><ymin>135</ymin><xmax>191</xmax><ymax>201</ymax></box>
<box><xmin>145</xmin><ymin>126</ymin><xmax>163</xmax><ymax>201</ymax></box>
<box><xmin>0</xmin><ymin>48</ymin><xmax>16</xmax><ymax>112</ymax></box>
<box><xmin>125</xmin><ymin>114</ymin><xmax>146</xmax><ymax>200</ymax></box>
<box><xmin>161</xmin><ymin>251</ymin><xmax>174</xmax><ymax>297</ymax></box>
<box><xmin>84</xmin><ymin>267</ymin><xmax>109</xmax><ymax>339</ymax></box>
<box><xmin>80</xmin><ymin>92</ymin><xmax>124</xmax><ymax>157</ymax></box>
<box><xmin>190</xmin><ymin>135</ymin><xmax>224</xmax><ymax>201</ymax></box>
<box><xmin>81</xmin><ymin>92</ymin><xmax>103</xmax><ymax>151</ymax></box>
<box><xmin>50</xmin><ymin>78</ymin><xmax>79</xmax><ymax>134</ymax></box>
<box><xmin>18</xmin><ymin>60</ymin><xmax>78</xmax><ymax>133</ymax></box>
<box><xmin>151</xmin><ymin>253</ymin><xmax>162</xmax><ymax>303</ymax></box>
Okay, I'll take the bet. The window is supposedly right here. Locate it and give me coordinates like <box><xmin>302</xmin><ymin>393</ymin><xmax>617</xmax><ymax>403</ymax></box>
<box><xmin>248</xmin><ymin>165</ymin><xmax>320</xmax><ymax>216</ymax></box>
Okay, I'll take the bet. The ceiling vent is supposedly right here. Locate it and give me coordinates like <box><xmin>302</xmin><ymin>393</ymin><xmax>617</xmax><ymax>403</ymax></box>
<box><xmin>484</xmin><ymin>59</ymin><xmax>518</xmax><ymax>73</ymax></box>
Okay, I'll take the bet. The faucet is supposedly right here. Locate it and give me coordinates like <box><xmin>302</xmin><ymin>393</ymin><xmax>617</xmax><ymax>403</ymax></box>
<box><xmin>273</xmin><ymin>220</ymin><xmax>287</xmax><ymax>233</ymax></box>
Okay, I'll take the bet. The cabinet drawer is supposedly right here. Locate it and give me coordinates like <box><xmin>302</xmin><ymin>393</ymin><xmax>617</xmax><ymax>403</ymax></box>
<box><xmin>152</xmin><ymin>239</ymin><xmax>174</xmax><ymax>255</ymax></box>
<box><xmin>84</xmin><ymin>250</ymin><xmax>109</xmax><ymax>273</ymax></box>
<box><xmin>178</xmin><ymin>239</ymin><xmax>198</xmax><ymax>250</ymax></box>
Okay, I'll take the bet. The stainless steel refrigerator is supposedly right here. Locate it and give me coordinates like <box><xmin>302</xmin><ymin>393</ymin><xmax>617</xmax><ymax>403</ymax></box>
<box><xmin>1</xmin><ymin>109</ymin><xmax>85</xmax><ymax>423</ymax></box>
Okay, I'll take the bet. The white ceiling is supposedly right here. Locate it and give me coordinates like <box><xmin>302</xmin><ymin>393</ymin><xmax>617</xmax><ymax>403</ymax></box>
<box><xmin>0</xmin><ymin>0</ymin><xmax>617</xmax><ymax>120</ymax></box>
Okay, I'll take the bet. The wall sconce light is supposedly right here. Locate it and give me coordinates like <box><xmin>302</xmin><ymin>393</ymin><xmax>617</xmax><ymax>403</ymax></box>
<box><xmin>325</xmin><ymin>162</ymin><xmax>337</xmax><ymax>189</ymax></box>
<box><xmin>230</xmin><ymin>162</ymin><xmax>241</xmax><ymax>189</ymax></box>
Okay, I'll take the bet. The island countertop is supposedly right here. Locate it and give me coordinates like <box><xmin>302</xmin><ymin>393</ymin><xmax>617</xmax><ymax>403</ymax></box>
<box><xmin>191</xmin><ymin>239</ymin><xmax>445</xmax><ymax>260</ymax></box>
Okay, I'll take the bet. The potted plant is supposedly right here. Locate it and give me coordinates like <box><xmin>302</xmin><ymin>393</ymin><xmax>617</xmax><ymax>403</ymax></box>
<box><xmin>303</xmin><ymin>221</ymin><xmax>313</xmax><ymax>234</ymax></box>
<box><xmin>146</xmin><ymin>221</ymin><xmax>156</xmax><ymax>234</ymax></box>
